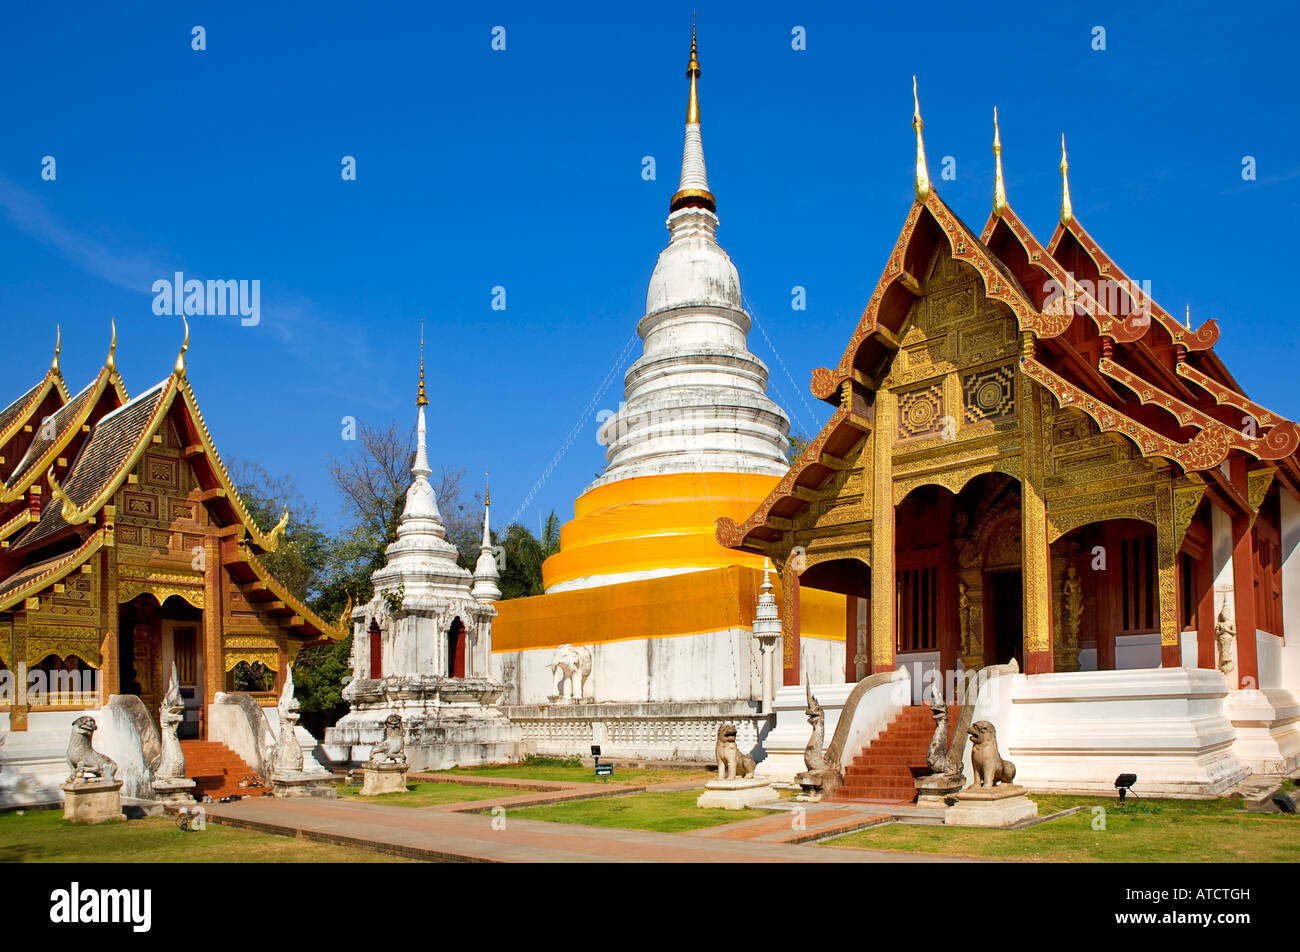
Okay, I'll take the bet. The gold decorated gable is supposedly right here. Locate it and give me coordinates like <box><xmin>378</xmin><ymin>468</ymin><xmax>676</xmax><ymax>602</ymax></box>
<box><xmin>26</xmin><ymin>624</ymin><xmax>103</xmax><ymax>667</ymax></box>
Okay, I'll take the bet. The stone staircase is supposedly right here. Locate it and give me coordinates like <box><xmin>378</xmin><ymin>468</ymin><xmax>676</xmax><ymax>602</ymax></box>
<box><xmin>179</xmin><ymin>740</ymin><xmax>269</xmax><ymax>801</ymax></box>
<box><xmin>833</xmin><ymin>704</ymin><xmax>958</xmax><ymax>803</ymax></box>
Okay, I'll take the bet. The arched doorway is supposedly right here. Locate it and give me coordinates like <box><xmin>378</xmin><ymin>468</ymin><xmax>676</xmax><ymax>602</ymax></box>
<box><xmin>799</xmin><ymin>557</ymin><xmax>871</xmax><ymax>683</ymax></box>
<box><xmin>368</xmin><ymin>620</ymin><xmax>382</xmax><ymax>679</ymax></box>
<box><xmin>447</xmin><ymin>617</ymin><xmax>466</xmax><ymax>678</ymax></box>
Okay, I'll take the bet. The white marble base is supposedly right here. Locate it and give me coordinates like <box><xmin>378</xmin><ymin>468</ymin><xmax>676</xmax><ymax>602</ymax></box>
<box><xmin>361</xmin><ymin>763</ymin><xmax>409</xmax><ymax>796</ymax></box>
<box><xmin>150</xmin><ymin>778</ymin><xmax>197</xmax><ymax>805</ymax></box>
<box><xmin>62</xmin><ymin>779</ymin><xmax>125</xmax><ymax>824</ymax></box>
<box><xmin>271</xmin><ymin>771</ymin><xmax>338</xmax><ymax>799</ymax></box>
<box><xmin>1224</xmin><ymin>689</ymin><xmax>1300</xmax><ymax>775</ymax></box>
<box><xmin>944</xmin><ymin>784</ymin><xmax>1038</xmax><ymax>827</ymax></box>
<box><xmin>697</xmin><ymin>777</ymin><xmax>779</xmax><ymax>810</ymax></box>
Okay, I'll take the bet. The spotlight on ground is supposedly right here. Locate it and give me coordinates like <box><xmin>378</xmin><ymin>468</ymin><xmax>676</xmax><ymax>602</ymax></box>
<box><xmin>1115</xmin><ymin>773</ymin><xmax>1138</xmax><ymax>802</ymax></box>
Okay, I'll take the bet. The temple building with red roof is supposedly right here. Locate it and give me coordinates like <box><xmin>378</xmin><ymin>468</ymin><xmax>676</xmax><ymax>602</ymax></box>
<box><xmin>717</xmin><ymin>89</ymin><xmax>1300</xmax><ymax>794</ymax></box>
<box><xmin>0</xmin><ymin>324</ymin><xmax>343</xmax><ymax>801</ymax></box>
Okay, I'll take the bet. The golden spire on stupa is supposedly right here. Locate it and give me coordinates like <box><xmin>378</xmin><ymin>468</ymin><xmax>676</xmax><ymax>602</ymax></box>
<box><xmin>913</xmin><ymin>76</ymin><xmax>930</xmax><ymax>203</ymax></box>
<box><xmin>992</xmin><ymin>107</ymin><xmax>1006</xmax><ymax>216</ymax></box>
<box><xmin>417</xmin><ymin>319</ymin><xmax>428</xmax><ymax>407</ymax></box>
<box><xmin>669</xmin><ymin>15</ymin><xmax>715</xmax><ymax>213</ymax></box>
<box><xmin>1059</xmin><ymin>134</ymin><xmax>1073</xmax><ymax>225</ymax></box>
<box><xmin>686</xmin><ymin>15</ymin><xmax>700</xmax><ymax>124</ymax></box>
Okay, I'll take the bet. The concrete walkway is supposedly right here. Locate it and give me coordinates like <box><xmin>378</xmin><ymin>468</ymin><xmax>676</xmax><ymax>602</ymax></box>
<box><xmin>204</xmin><ymin>796</ymin><xmax>981</xmax><ymax>863</ymax></box>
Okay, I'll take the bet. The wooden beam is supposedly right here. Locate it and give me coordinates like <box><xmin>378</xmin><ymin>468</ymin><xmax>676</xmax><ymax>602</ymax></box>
<box><xmin>873</xmin><ymin>326</ymin><xmax>902</xmax><ymax>351</ymax></box>
<box><xmin>897</xmin><ymin>270</ymin><xmax>924</xmax><ymax>297</ymax></box>
<box><xmin>792</xmin><ymin>485</ymin><xmax>821</xmax><ymax>503</ymax></box>
<box><xmin>196</xmin><ymin>488</ymin><xmax>226</xmax><ymax>502</ymax></box>
<box><xmin>182</xmin><ymin>444</ymin><xmax>205</xmax><ymax>459</ymax></box>
<box><xmin>817</xmin><ymin>452</ymin><xmax>847</xmax><ymax>471</ymax></box>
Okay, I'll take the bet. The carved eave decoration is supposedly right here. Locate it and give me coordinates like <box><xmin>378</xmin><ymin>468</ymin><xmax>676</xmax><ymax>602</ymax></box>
<box><xmin>0</xmin><ymin>363</ymin><xmax>71</xmax><ymax>460</ymax></box>
<box><xmin>0</xmin><ymin>528</ymin><xmax>109</xmax><ymax>613</ymax></box>
<box><xmin>716</xmin><ymin>396</ymin><xmax>873</xmax><ymax>554</ymax></box>
<box><xmin>225</xmin><ymin>540</ymin><xmax>344</xmax><ymax>641</ymax></box>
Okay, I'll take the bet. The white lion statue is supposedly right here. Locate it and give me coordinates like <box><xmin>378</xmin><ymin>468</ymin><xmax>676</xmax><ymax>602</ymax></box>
<box><xmin>549</xmin><ymin>643</ymin><xmax>592</xmax><ymax>701</ymax></box>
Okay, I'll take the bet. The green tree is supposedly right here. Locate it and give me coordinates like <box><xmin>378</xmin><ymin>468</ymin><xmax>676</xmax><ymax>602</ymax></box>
<box><xmin>497</xmin><ymin>511</ymin><xmax>561</xmax><ymax>599</ymax></box>
<box><xmin>291</xmin><ymin>634</ymin><xmax>353</xmax><ymax>738</ymax></box>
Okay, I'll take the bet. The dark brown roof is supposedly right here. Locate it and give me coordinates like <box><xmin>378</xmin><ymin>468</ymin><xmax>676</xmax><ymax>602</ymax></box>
<box><xmin>5</xmin><ymin>379</ymin><xmax>98</xmax><ymax>492</ymax></box>
<box><xmin>15</xmin><ymin>382</ymin><xmax>169</xmax><ymax>550</ymax></box>
<box><xmin>0</xmin><ymin>381</ymin><xmax>43</xmax><ymax>439</ymax></box>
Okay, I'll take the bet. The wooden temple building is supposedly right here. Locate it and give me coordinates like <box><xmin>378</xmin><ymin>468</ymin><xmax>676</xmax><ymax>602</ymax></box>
<box><xmin>717</xmin><ymin>92</ymin><xmax>1300</xmax><ymax>699</ymax></box>
<box><xmin>0</xmin><ymin>324</ymin><xmax>342</xmax><ymax>740</ymax></box>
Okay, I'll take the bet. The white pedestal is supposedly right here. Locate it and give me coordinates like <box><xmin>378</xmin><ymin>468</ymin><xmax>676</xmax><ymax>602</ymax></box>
<box><xmin>271</xmin><ymin>771</ymin><xmax>338</xmax><ymax>799</ymax></box>
<box><xmin>944</xmin><ymin>784</ymin><xmax>1038</xmax><ymax>827</ymax></box>
<box><xmin>697</xmin><ymin>778</ymin><xmax>779</xmax><ymax>810</ymax></box>
<box><xmin>151</xmin><ymin>778</ymin><xmax>197</xmax><ymax>806</ymax></box>
<box><xmin>62</xmin><ymin>779</ymin><xmax>125</xmax><ymax>824</ymax></box>
<box><xmin>361</xmin><ymin>763</ymin><xmax>409</xmax><ymax>796</ymax></box>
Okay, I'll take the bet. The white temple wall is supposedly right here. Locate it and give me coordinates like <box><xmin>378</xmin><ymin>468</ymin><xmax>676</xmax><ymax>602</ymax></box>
<box><xmin>496</xmin><ymin>625</ymin><xmax>765</xmax><ymax>705</ymax></box>
<box><xmin>800</xmin><ymin>637</ymin><xmax>845</xmax><ymax>688</ymax></box>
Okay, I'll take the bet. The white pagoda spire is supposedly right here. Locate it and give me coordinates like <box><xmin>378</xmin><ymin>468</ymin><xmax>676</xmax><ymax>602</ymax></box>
<box><xmin>586</xmin><ymin>24</ymin><xmax>790</xmax><ymax>491</ymax></box>
<box><xmin>472</xmin><ymin>475</ymin><xmax>502</xmax><ymax>603</ymax></box>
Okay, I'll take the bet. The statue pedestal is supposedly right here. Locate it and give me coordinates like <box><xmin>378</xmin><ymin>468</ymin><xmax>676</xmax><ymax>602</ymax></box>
<box><xmin>915</xmin><ymin>773</ymin><xmax>965</xmax><ymax>809</ymax></box>
<box><xmin>361</xmin><ymin>763</ymin><xmax>409</xmax><ymax>796</ymax></box>
<box><xmin>944</xmin><ymin>784</ymin><xmax>1038</xmax><ymax>827</ymax></box>
<box><xmin>61</xmin><ymin>779</ymin><xmax>125</xmax><ymax>824</ymax></box>
<box><xmin>271</xmin><ymin>771</ymin><xmax>338</xmax><ymax>799</ymax></box>
<box><xmin>697</xmin><ymin>778</ymin><xmax>778</xmax><ymax>810</ymax></box>
<box><xmin>151</xmin><ymin>778</ymin><xmax>197</xmax><ymax>806</ymax></box>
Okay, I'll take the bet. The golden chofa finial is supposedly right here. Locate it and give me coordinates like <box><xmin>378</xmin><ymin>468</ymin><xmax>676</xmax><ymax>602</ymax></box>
<box><xmin>686</xmin><ymin>15</ymin><xmax>701</xmax><ymax>124</ymax></box>
<box><xmin>416</xmin><ymin>320</ymin><xmax>428</xmax><ymax>407</ymax></box>
<box><xmin>992</xmin><ymin>107</ymin><xmax>1007</xmax><ymax>216</ymax></box>
<box><xmin>52</xmin><ymin>325</ymin><xmax>61</xmax><ymax>372</ymax></box>
<box><xmin>913</xmin><ymin>76</ymin><xmax>931</xmax><ymax>203</ymax></box>
<box><xmin>174</xmin><ymin>315</ymin><xmax>189</xmax><ymax>376</ymax></box>
<box><xmin>1059</xmin><ymin>133</ymin><xmax>1073</xmax><ymax>225</ymax></box>
<box><xmin>106</xmin><ymin>318</ymin><xmax>117</xmax><ymax>373</ymax></box>
<box><xmin>1186</xmin><ymin>304</ymin><xmax>1192</xmax><ymax>330</ymax></box>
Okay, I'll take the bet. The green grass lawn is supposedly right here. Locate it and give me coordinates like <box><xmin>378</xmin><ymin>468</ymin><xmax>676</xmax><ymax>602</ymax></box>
<box><xmin>0</xmin><ymin>807</ymin><xmax>414</xmax><ymax>863</ymax></box>
<box><xmin>338</xmin><ymin>781</ymin><xmax>512</xmax><ymax>807</ymax></box>
<box><xmin>823</xmin><ymin>794</ymin><xmax>1300</xmax><ymax>862</ymax></box>
<box><xmin>436</xmin><ymin>757</ymin><xmax>713</xmax><ymax>786</ymax></box>
<box><xmin>503</xmin><ymin>787</ymin><xmax>778</xmax><ymax>833</ymax></box>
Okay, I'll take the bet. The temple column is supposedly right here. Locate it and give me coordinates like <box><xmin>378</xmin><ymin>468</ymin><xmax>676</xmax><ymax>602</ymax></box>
<box><xmin>203</xmin><ymin>536</ymin><xmax>222</xmax><ymax>737</ymax></box>
<box><xmin>780</xmin><ymin>559</ymin><xmax>801</xmax><ymax>686</ymax></box>
<box><xmin>1021</xmin><ymin>376</ymin><xmax>1053</xmax><ymax>674</ymax></box>
<box><xmin>870</xmin><ymin>390</ymin><xmax>896</xmax><ymax>674</ymax></box>
<box><xmin>1229</xmin><ymin>457</ymin><xmax>1259</xmax><ymax>689</ymax></box>
<box><xmin>99</xmin><ymin>532</ymin><xmax>120</xmax><ymax>701</ymax></box>
<box><xmin>1156</xmin><ymin>477</ymin><xmax>1181</xmax><ymax>667</ymax></box>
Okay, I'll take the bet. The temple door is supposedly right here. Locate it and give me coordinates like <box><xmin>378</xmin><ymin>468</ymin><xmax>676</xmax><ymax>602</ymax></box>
<box><xmin>368</xmin><ymin>621</ymin><xmax>382</xmax><ymax>679</ymax></box>
<box><xmin>448</xmin><ymin>619</ymin><xmax>466</xmax><ymax>678</ymax></box>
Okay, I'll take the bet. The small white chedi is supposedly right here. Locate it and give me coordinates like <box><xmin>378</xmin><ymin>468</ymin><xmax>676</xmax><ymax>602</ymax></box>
<box><xmin>322</xmin><ymin>344</ymin><xmax>522</xmax><ymax>771</ymax></box>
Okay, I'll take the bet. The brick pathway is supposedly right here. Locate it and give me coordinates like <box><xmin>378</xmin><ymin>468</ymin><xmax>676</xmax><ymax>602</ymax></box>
<box><xmin>204</xmin><ymin>796</ymin><xmax>980</xmax><ymax>863</ymax></box>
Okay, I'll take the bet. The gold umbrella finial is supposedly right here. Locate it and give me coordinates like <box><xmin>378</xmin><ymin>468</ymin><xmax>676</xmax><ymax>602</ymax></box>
<box><xmin>913</xmin><ymin>76</ymin><xmax>930</xmax><ymax>203</ymax></box>
<box><xmin>484</xmin><ymin>471</ymin><xmax>491</xmax><ymax>507</ymax></box>
<box><xmin>417</xmin><ymin>319</ymin><xmax>428</xmax><ymax>407</ymax></box>
<box><xmin>993</xmin><ymin>107</ymin><xmax>1007</xmax><ymax>216</ymax></box>
<box><xmin>1060</xmin><ymin>134</ymin><xmax>1073</xmax><ymax>225</ymax></box>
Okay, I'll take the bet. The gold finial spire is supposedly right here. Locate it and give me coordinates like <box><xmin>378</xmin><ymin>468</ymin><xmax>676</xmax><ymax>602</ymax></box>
<box><xmin>913</xmin><ymin>76</ymin><xmax>931</xmax><ymax>203</ymax></box>
<box><xmin>1059</xmin><ymin>134</ymin><xmax>1073</xmax><ymax>225</ymax></box>
<box><xmin>484</xmin><ymin>471</ymin><xmax>490</xmax><ymax>507</ymax></box>
<box><xmin>686</xmin><ymin>13</ymin><xmax>700</xmax><ymax>124</ymax></box>
<box><xmin>174</xmin><ymin>316</ymin><xmax>189</xmax><ymax>376</ymax></box>
<box><xmin>52</xmin><ymin>325</ymin><xmax>61</xmax><ymax>373</ymax></box>
<box><xmin>417</xmin><ymin>319</ymin><xmax>428</xmax><ymax>407</ymax></box>
<box><xmin>106</xmin><ymin>318</ymin><xmax>117</xmax><ymax>373</ymax></box>
<box><xmin>992</xmin><ymin>107</ymin><xmax>1006</xmax><ymax>216</ymax></box>
<box><xmin>1186</xmin><ymin>304</ymin><xmax>1191</xmax><ymax>329</ymax></box>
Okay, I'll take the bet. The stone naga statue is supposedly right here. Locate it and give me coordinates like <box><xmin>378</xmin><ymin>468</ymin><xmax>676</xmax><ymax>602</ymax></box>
<box><xmin>155</xmin><ymin>663</ymin><xmax>187</xmax><ymax>781</ymax></box>
<box><xmin>796</xmin><ymin>683</ymin><xmax>842</xmax><ymax>799</ymax></box>
<box><xmin>66</xmin><ymin>716</ymin><xmax>118</xmax><ymax>784</ymax></box>
<box><xmin>369</xmin><ymin>714</ymin><xmax>407</xmax><ymax>767</ymax></box>
<box><xmin>549</xmin><ymin>643</ymin><xmax>593</xmax><ymax>701</ymax></box>
<box><xmin>925</xmin><ymin>680</ymin><xmax>953</xmax><ymax>776</ymax></box>
<box><xmin>714</xmin><ymin>723</ymin><xmax>755</xmax><ymax>779</ymax></box>
<box><xmin>968</xmin><ymin>721</ymin><xmax>1016</xmax><ymax>788</ymax></box>
<box><xmin>273</xmin><ymin>664</ymin><xmax>305</xmax><ymax>773</ymax></box>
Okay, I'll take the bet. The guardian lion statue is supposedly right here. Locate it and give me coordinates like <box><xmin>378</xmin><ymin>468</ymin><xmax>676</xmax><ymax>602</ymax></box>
<box><xmin>368</xmin><ymin>714</ymin><xmax>407</xmax><ymax>766</ymax></box>
<box><xmin>66</xmin><ymin>716</ymin><xmax>118</xmax><ymax>784</ymax></box>
<box><xmin>715</xmin><ymin>723</ymin><xmax>755</xmax><ymax>780</ymax></box>
<box><xmin>968</xmin><ymin>720</ymin><xmax>1015</xmax><ymax>788</ymax></box>
<box><xmin>549</xmin><ymin>643</ymin><xmax>592</xmax><ymax>701</ymax></box>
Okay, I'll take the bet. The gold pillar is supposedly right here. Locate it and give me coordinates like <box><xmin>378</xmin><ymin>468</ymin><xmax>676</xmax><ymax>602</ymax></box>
<box><xmin>203</xmin><ymin>535</ymin><xmax>222</xmax><ymax>735</ymax></box>
<box><xmin>1155</xmin><ymin>474</ymin><xmax>1181</xmax><ymax>667</ymax></box>
<box><xmin>99</xmin><ymin>544</ymin><xmax>119</xmax><ymax>701</ymax></box>
<box><xmin>870</xmin><ymin>390</ymin><xmax>896</xmax><ymax>673</ymax></box>
<box><xmin>1021</xmin><ymin>363</ymin><xmax>1053</xmax><ymax>673</ymax></box>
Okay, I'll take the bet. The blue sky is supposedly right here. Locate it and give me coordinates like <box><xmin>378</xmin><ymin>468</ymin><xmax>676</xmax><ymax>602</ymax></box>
<box><xmin>2</xmin><ymin>1</ymin><xmax>1297</xmax><ymax>533</ymax></box>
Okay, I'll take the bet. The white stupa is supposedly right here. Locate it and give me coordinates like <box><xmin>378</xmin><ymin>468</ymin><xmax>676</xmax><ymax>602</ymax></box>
<box><xmin>322</xmin><ymin>339</ymin><xmax>521</xmax><ymax>770</ymax></box>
